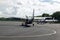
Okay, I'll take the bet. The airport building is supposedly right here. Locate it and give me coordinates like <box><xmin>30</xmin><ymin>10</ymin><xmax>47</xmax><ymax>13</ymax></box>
<box><xmin>34</xmin><ymin>17</ymin><xmax>58</xmax><ymax>23</ymax></box>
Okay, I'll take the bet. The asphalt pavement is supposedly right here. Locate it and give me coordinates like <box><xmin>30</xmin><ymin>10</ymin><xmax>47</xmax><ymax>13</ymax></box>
<box><xmin>0</xmin><ymin>21</ymin><xmax>59</xmax><ymax>40</ymax></box>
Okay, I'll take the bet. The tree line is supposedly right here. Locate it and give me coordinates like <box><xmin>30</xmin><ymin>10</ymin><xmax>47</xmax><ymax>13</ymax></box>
<box><xmin>0</xmin><ymin>17</ymin><xmax>25</xmax><ymax>21</ymax></box>
<box><xmin>0</xmin><ymin>11</ymin><xmax>60</xmax><ymax>22</ymax></box>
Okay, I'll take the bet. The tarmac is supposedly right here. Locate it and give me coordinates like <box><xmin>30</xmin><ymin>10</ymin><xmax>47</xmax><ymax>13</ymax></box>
<box><xmin>0</xmin><ymin>21</ymin><xmax>59</xmax><ymax>40</ymax></box>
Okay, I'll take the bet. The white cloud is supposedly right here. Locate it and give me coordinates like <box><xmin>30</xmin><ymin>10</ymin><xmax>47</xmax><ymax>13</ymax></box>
<box><xmin>0</xmin><ymin>0</ymin><xmax>60</xmax><ymax>18</ymax></box>
<box><xmin>0</xmin><ymin>11</ymin><xmax>8</xmax><ymax>17</ymax></box>
<box><xmin>53</xmin><ymin>0</ymin><xmax>60</xmax><ymax>2</ymax></box>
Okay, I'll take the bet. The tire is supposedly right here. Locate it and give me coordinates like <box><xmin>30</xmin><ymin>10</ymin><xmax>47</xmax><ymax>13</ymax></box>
<box><xmin>33</xmin><ymin>24</ymin><xmax>34</xmax><ymax>26</ymax></box>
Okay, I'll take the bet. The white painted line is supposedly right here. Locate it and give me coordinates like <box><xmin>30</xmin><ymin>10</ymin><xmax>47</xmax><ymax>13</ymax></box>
<box><xmin>0</xmin><ymin>30</ymin><xmax>56</xmax><ymax>38</ymax></box>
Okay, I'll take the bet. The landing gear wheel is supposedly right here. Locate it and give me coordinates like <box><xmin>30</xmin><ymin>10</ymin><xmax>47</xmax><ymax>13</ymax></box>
<box><xmin>33</xmin><ymin>24</ymin><xmax>34</xmax><ymax>26</ymax></box>
<box><xmin>22</xmin><ymin>23</ymin><xmax>24</xmax><ymax>26</ymax></box>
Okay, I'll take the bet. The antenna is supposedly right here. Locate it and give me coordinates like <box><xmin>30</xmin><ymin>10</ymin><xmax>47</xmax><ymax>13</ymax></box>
<box><xmin>32</xmin><ymin>9</ymin><xmax>35</xmax><ymax>19</ymax></box>
<box><xmin>33</xmin><ymin>9</ymin><xmax>34</xmax><ymax>16</ymax></box>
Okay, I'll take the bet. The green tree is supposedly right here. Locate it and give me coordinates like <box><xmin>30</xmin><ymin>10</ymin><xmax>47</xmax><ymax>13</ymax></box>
<box><xmin>42</xmin><ymin>13</ymin><xmax>50</xmax><ymax>17</ymax></box>
<box><xmin>52</xmin><ymin>11</ymin><xmax>60</xmax><ymax>20</ymax></box>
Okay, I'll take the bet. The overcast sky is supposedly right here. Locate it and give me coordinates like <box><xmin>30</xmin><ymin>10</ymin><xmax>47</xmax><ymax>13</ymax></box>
<box><xmin>0</xmin><ymin>0</ymin><xmax>60</xmax><ymax>18</ymax></box>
